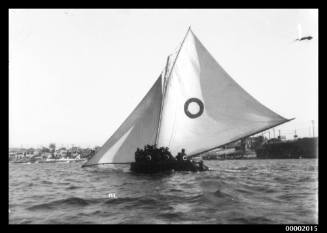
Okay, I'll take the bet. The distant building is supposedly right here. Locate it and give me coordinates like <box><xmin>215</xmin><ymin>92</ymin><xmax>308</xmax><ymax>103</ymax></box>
<box><xmin>26</xmin><ymin>148</ymin><xmax>34</xmax><ymax>154</ymax></box>
<box><xmin>41</xmin><ymin>147</ymin><xmax>50</xmax><ymax>153</ymax></box>
<box><xmin>49</xmin><ymin>143</ymin><xmax>56</xmax><ymax>153</ymax></box>
<box><xmin>9</xmin><ymin>152</ymin><xmax>16</xmax><ymax>161</ymax></box>
<box><xmin>14</xmin><ymin>153</ymin><xmax>25</xmax><ymax>159</ymax></box>
<box><xmin>70</xmin><ymin>147</ymin><xmax>80</xmax><ymax>153</ymax></box>
<box><xmin>277</xmin><ymin>136</ymin><xmax>286</xmax><ymax>141</ymax></box>
<box><xmin>33</xmin><ymin>148</ymin><xmax>42</xmax><ymax>156</ymax></box>
<box><xmin>42</xmin><ymin>152</ymin><xmax>52</xmax><ymax>159</ymax></box>
<box><xmin>248</xmin><ymin>136</ymin><xmax>267</xmax><ymax>149</ymax></box>
<box><xmin>54</xmin><ymin>148</ymin><xmax>67</xmax><ymax>158</ymax></box>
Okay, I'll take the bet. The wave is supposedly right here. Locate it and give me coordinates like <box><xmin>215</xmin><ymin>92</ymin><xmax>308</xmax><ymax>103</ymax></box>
<box><xmin>41</xmin><ymin>180</ymin><xmax>53</xmax><ymax>185</ymax></box>
<box><xmin>27</xmin><ymin>197</ymin><xmax>92</xmax><ymax>211</ymax></box>
<box><xmin>157</xmin><ymin>212</ymin><xmax>184</xmax><ymax>220</ymax></box>
<box><xmin>230</xmin><ymin>216</ymin><xmax>273</xmax><ymax>224</ymax></box>
<box><xmin>10</xmin><ymin>159</ymin><xmax>318</xmax><ymax>224</ymax></box>
<box><xmin>234</xmin><ymin>187</ymin><xmax>253</xmax><ymax>195</ymax></box>
<box><xmin>27</xmin><ymin>196</ymin><xmax>173</xmax><ymax>212</ymax></box>
<box><xmin>274</xmin><ymin>176</ymin><xmax>290</xmax><ymax>182</ymax></box>
<box><xmin>297</xmin><ymin>177</ymin><xmax>317</xmax><ymax>182</ymax></box>
<box><xmin>233</xmin><ymin>167</ymin><xmax>249</xmax><ymax>171</ymax></box>
<box><xmin>213</xmin><ymin>189</ymin><xmax>233</xmax><ymax>198</ymax></box>
<box><xmin>66</xmin><ymin>185</ymin><xmax>81</xmax><ymax>190</ymax></box>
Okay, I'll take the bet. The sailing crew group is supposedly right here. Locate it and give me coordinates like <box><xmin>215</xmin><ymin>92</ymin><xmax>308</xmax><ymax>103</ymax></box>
<box><xmin>135</xmin><ymin>145</ymin><xmax>177</xmax><ymax>162</ymax></box>
<box><xmin>133</xmin><ymin>145</ymin><xmax>208</xmax><ymax>172</ymax></box>
<box><xmin>135</xmin><ymin>145</ymin><xmax>189</xmax><ymax>163</ymax></box>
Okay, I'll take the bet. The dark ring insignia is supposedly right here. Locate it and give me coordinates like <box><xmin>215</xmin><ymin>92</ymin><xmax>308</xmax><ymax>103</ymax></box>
<box><xmin>184</xmin><ymin>98</ymin><xmax>204</xmax><ymax>119</ymax></box>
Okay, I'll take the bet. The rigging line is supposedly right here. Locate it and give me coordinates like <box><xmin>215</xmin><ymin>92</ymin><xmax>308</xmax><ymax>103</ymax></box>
<box><xmin>155</xmin><ymin>27</ymin><xmax>192</xmax><ymax>145</ymax></box>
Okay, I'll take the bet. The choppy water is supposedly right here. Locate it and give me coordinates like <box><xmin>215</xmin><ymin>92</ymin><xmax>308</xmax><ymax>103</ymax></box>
<box><xmin>9</xmin><ymin>159</ymin><xmax>318</xmax><ymax>224</ymax></box>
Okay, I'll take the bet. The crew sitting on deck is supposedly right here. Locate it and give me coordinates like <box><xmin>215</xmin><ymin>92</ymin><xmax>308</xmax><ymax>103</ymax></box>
<box><xmin>135</xmin><ymin>145</ymin><xmax>177</xmax><ymax>163</ymax></box>
<box><xmin>133</xmin><ymin>145</ymin><xmax>209</xmax><ymax>172</ymax></box>
<box><xmin>135</xmin><ymin>148</ymin><xmax>143</xmax><ymax>162</ymax></box>
<box><xmin>176</xmin><ymin>148</ymin><xmax>187</xmax><ymax>161</ymax></box>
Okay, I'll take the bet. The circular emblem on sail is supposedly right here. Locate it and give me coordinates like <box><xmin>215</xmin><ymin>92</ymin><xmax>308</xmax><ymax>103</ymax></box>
<box><xmin>184</xmin><ymin>98</ymin><xmax>204</xmax><ymax>119</ymax></box>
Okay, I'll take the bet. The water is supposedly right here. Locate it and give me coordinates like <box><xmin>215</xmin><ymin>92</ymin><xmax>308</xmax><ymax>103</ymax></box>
<box><xmin>9</xmin><ymin>159</ymin><xmax>318</xmax><ymax>224</ymax></box>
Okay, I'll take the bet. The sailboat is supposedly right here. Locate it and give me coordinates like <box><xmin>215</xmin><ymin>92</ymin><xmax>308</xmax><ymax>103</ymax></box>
<box><xmin>82</xmin><ymin>27</ymin><xmax>293</xmax><ymax>171</ymax></box>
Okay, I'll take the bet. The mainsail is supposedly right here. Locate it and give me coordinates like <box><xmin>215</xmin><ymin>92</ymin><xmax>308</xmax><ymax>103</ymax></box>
<box><xmin>157</xmin><ymin>28</ymin><xmax>290</xmax><ymax>156</ymax></box>
<box><xmin>84</xmin><ymin>28</ymin><xmax>291</xmax><ymax>166</ymax></box>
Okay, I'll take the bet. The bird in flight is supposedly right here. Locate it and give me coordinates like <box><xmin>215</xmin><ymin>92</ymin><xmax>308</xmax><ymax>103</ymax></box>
<box><xmin>295</xmin><ymin>36</ymin><xmax>313</xmax><ymax>41</ymax></box>
<box><xmin>295</xmin><ymin>24</ymin><xmax>313</xmax><ymax>42</ymax></box>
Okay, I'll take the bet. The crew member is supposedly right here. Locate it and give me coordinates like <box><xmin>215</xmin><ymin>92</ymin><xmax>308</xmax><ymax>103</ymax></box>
<box><xmin>176</xmin><ymin>148</ymin><xmax>186</xmax><ymax>161</ymax></box>
<box><xmin>135</xmin><ymin>148</ymin><xmax>141</xmax><ymax>162</ymax></box>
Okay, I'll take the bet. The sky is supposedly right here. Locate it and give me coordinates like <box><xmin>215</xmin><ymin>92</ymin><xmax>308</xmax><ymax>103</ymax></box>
<box><xmin>9</xmin><ymin>9</ymin><xmax>318</xmax><ymax>148</ymax></box>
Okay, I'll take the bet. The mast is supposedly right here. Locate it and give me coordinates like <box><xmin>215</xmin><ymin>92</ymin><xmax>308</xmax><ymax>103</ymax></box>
<box><xmin>155</xmin><ymin>27</ymin><xmax>192</xmax><ymax>144</ymax></box>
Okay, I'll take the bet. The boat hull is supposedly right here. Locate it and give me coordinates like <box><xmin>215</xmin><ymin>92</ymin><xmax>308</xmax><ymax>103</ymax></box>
<box><xmin>130</xmin><ymin>159</ymin><xmax>209</xmax><ymax>174</ymax></box>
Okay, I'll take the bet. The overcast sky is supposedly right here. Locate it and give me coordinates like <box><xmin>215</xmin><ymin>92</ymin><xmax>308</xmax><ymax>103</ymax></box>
<box><xmin>9</xmin><ymin>9</ymin><xmax>318</xmax><ymax>148</ymax></box>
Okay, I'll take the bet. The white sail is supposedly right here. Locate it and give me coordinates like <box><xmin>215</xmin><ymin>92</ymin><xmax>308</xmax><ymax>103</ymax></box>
<box><xmin>85</xmin><ymin>28</ymin><xmax>291</xmax><ymax>166</ymax></box>
<box><xmin>156</xmin><ymin>29</ymin><xmax>289</xmax><ymax>156</ymax></box>
<box><xmin>84</xmin><ymin>76</ymin><xmax>163</xmax><ymax>166</ymax></box>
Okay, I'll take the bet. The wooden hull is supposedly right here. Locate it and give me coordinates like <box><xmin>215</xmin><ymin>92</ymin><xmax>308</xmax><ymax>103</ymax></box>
<box><xmin>130</xmin><ymin>159</ymin><xmax>209</xmax><ymax>174</ymax></box>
